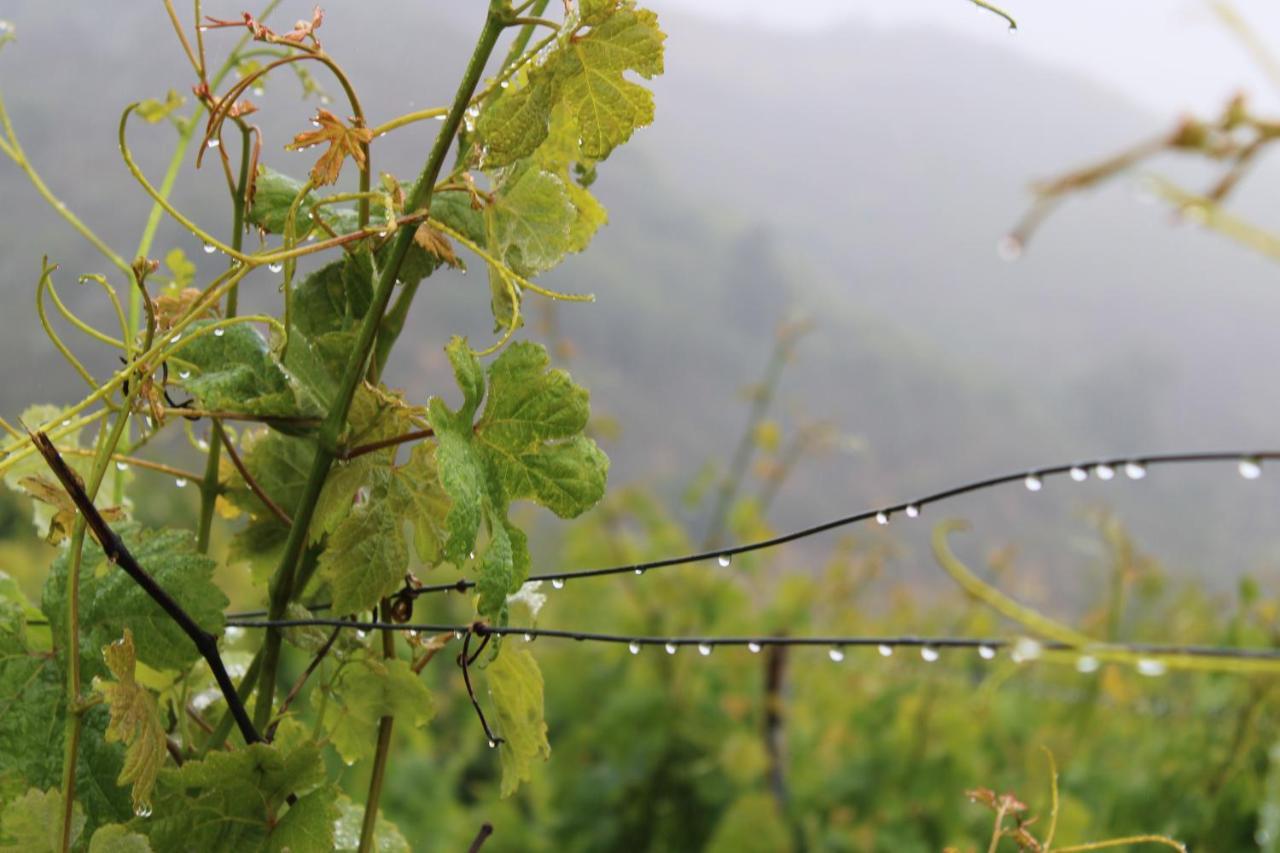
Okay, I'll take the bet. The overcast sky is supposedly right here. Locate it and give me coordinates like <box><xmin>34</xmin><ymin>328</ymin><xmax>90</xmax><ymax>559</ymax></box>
<box><xmin>654</xmin><ymin>0</ymin><xmax>1280</xmax><ymax>115</ymax></box>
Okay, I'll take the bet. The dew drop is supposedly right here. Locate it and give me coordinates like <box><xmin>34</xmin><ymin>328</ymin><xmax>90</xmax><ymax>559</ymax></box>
<box><xmin>252</xmin><ymin>86</ymin><xmax>265</xmax><ymax>97</ymax></box>
<box><xmin>170</xmin><ymin>333</ymin><xmax>182</xmax><ymax>344</ymax></box>
<box><xmin>178</xmin><ymin>370</ymin><xmax>191</xmax><ymax>380</ymax></box>
<box><xmin>61</xmin><ymin>419</ymin><xmax>71</xmax><ymax>427</ymax></box>
<box><xmin>1136</xmin><ymin>658</ymin><xmax>1167</xmax><ymax>677</ymax></box>
<box><xmin>828</xmin><ymin>646</ymin><xmax>845</xmax><ymax>662</ymax></box>
<box><xmin>878</xmin><ymin>643</ymin><xmax>893</xmax><ymax>657</ymax></box>
<box><xmin>920</xmin><ymin>645</ymin><xmax>940</xmax><ymax>662</ymax></box>
<box><xmin>134</xmin><ymin>804</ymin><xmax>152</xmax><ymax>818</ymax></box>
<box><xmin>454</xmin><ymin>630</ymin><xmax>465</xmax><ymax>640</ymax></box>
<box><xmin>174</xmin><ymin>477</ymin><xmax>188</xmax><ymax>488</ymax></box>
<box><xmin>434</xmin><ymin>114</ymin><xmax>446</xmax><ymax>121</ymax></box>
<box><xmin>628</xmin><ymin>640</ymin><xmax>641</xmax><ymax>655</ymax></box>
<box><xmin>1239</xmin><ymin>457</ymin><xmax>1263</xmax><ymax>480</ymax></box>
<box><xmin>697</xmin><ymin>642</ymin><xmax>712</xmax><ymax>656</ymax></box>
<box><xmin>634</xmin><ymin>568</ymin><xmax>644</xmax><ymax>575</ymax></box>
<box><xmin>356</xmin><ymin>629</ymin><xmax>367</xmax><ymax>640</ymax></box>
<box><xmin>996</xmin><ymin>234</ymin><xmax>1023</xmax><ymax>262</ymax></box>
<box><xmin>1024</xmin><ymin>473</ymin><xmax>1042</xmax><ymax>492</ymax></box>
<box><xmin>1075</xmin><ymin>655</ymin><xmax>1100</xmax><ymax>674</ymax></box>
<box><xmin>905</xmin><ymin>503</ymin><xmax>921</xmax><ymax>519</ymax></box>
<box><xmin>206</xmin><ymin>138</ymin><xmax>220</xmax><ymax>149</ymax></box>
<box><xmin>500</xmin><ymin>80</ymin><xmax>510</xmax><ymax>89</ymax></box>
<box><xmin>115</xmin><ymin>461</ymin><xmax>129</xmax><ymax>472</ymax></box>
<box><xmin>310</xmin><ymin>119</ymin><xmax>321</xmax><ymax>128</ymax></box>
<box><xmin>717</xmin><ymin>553</ymin><xmax>732</xmax><ymax>568</ymax></box>
<box><xmin>213</xmin><ymin>327</ymin><xmax>225</xmax><ymax>337</ymax></box>
<box><xmin>468</xmin><ymin>551</ymin><xmax>476</xmax><ymax>561</ymax></box>
<box><xmin>551</xmin><ymin>578</ymin><xmax>565</xmax><ymax>590</ymax></box>
<box><xmin>747</xmin><ymin>641</ymin><xmax>762</xmax><ymax>654</ymax></box>
<box><xmin>978</xmin><ymin>644</ymin><xmax>996</xmax><ymax>660</ymax></box>
<box><xmin>1125</xmin><ymin>461</ymin><xmax>1147</xmax><ymax>480</ymax></box>
<box><xmin>268</xmin><ymin>261</ymin><xmax>283</xmax><ymax>273</ymax></box>
<box><xmin>203</xmin><ymin>242</ymin><xmax>217</xmax><ymax>254</ymax></box>
<box><xmin>1095</xmin><ymin>463</ymin><xmax>1115</xmax><ymax>481</ymax></box>
<box><xmin>1011</xmin><ymin>638</ymin><xmax>1043</xmax><ymax>663</ymax></box>
<box><xmin>523</xmin><ymin>633</ymin><xmax>533</xmax><ymax>643</ymax></box>
<box><xmin>664</xmin><ymin>642</ymin><xmax>677</xmax><ymax>655</ymax></box>
<box><xmin>876</xmin><ymin>510</ymin><xmax>889</xmax><ymax>525</ymax></box>
<box><xmin>197</xmin><ymin>440</ymin><xmax>209</xmax><ymax>451</ymax></box>
<box><xmin>487</xmin><ymin>739</ymin><xmax>497</xmax><ymax>749</ymax></box>
<box><xmin>1069</xmin><ymin>465</ymin><xmax>1088</xmax><ymax>482</ymax></box>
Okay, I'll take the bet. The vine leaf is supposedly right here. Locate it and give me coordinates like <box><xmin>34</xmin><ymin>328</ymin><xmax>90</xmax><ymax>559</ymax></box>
<box><xmin>322</xmin><ymin>658</ymin><xmax>434</xmax><ymax>766</ymax></box>
<box><xmin>486</xmin><ymin>163</ymin><xmax>576</xmax><ymax>278</ymax></box>
<box><xmin>2</xmin><ymin>404</ymin><xmax>93</xmax><ymax>539</ymax></box>
<box><xmin>0</xmin><ymin>787</ymin><xmax>84</xmax><ymax>852</ymax></box>
<box><xmin>93</xmin><ymin>629</ymin><xmax>165</xmax><ymax>816</ymax></box>
<box><xmin>146</xmin><ymin>742</ymin><xmax>330</xmax><ymax>851</ymax></box>
<box><xmin>332</xmin><ymin>794</ymin><xmax>411</xmax><ymax>852</ymax></box>
<box><xmin>485</xmin><ymin>645</ymin><xmax>550</xmax><ymax>797</ymax></box>
<box><xmin>285</xmin><ymin>109</ymin><xmax>373</xmax><ymax>187</ymax></box>
<box><xmin>178</xmin><ymin>320</ymin><xmax>323</xmax><ymax>423</ymax></box>
<box><xmin>316</xmin><ymin>472</ymin><xmax>407</xmax><ymax>616</ymax></box>
<box><xmin>428</xmin><ymin>337</ymin><xmax>607</xmax><ymax>621</ymax></box>
<box><xmin>42</xmin><ymin>524</ymin><xmax>228</xmax><ymax>679</ymax></box>
<box><xmin>249</xmin><ymin>167</ymin><xmax>319</xmax><ymax>236</ymax></box>
<box><xmin>86</xmin><ymin>824</ymin><xmax>153</xmax><ymax>852</ymax></box>
<box><xmin>17</xmin><ymin>474</ymin><xmax>125</xmax><ymax>546</ymax></box>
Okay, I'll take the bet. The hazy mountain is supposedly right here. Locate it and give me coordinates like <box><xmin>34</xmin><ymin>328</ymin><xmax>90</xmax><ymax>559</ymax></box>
<box><xmin>1</xmin><ymin>1</ymin><xmax>1278</xmax><ymax>600</ymax></box>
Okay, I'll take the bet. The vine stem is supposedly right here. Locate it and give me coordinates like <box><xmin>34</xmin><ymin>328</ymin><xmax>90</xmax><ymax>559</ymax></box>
<box><xmin>252</xmin><ymin>0</ymin><xmax>510</xmax><ymax>734</ymax></box>
<box><xmin>196</xmin><ymin>124</ymin><xmax>251</xmax><ymax>554</ymax></box>
<box><xmin>358</xmin><ymin>600</ymin><xmax>397</xmax><ymax>853</ymax></box>
<box><xmin>57</xmin><ymin>409</ymin><xmax>131</xmax><ymax>852</ymax></box>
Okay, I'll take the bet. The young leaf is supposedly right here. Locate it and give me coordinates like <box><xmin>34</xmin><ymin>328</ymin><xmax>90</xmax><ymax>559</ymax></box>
<box><xmin>93</xmin><ymin>630</ymin><xmax>165</xmax><ymax>816</ymax></box>
<box><xmin>486</xmin><ymin>163</ymin><xmax>576</xmax><ymax>278</ymax></box>
<box><xmin>264</xmin><ymin>784</ymin><xmax>339</xmax><ymax>853</ymax></box>
<box><xmin>87</xmin><ymin>825</ymin><xmax>152</xmax><ymax>853</ymax></box>
<box><xmin>485</xmin><ymin>645</ymin><xmax>550</xmax><ymax>798</ymax></box>
<box><xmin>0</xmin><ymin>787</ymin><xmax>84</xmax><ymax>853</ymax></box>
<box><xmin>322</xmin><ymin>658</ymin><xmax>434</xmax><ymax>766</ymax></box>
<box><xmin>177</xmin><ymin>321</ymin><xmax>321</xmax><ymax>422</ymax></box>
<box><xmin>331</xmin><ymin>795</ymin><xmax>411</xmax><ymax>853</ymax></box>
<box><xmin>286</xmin><ymin>109</ymin><xmax>373</xmax><ymax>187</ymax></box>
<box><xmin>249</xmin><ymin>166</ymin><xmax>318</xmax><ymax>236</ymax></box>
<box><xmin>315</xmin><ymin>473</ymin><xmax>408</xmax><ymax>616</ymax></box>
<box><xmin>15</xmin><ymin>474</ymin><xmax>125</xmax><ymax>546</ymax></box>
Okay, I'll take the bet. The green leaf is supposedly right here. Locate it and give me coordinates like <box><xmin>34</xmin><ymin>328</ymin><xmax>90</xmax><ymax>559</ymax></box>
<box><xmin>485</xmin><ymin>645</ymin><xmax>550</xmax><ymax>798</ymax></box>
<box><xmin>285</xmin><ymin>250</ymin><xmax>375</xmax><ymax>406</ymax></box>
<box><xmin>136</xmin><ymin>90</ymin><xmax>184</xmax><ymax>125</ymax></box>
<box><xmin>87</xmin><ymin>824</ymin><xmax>153</xmax><ymax>853</ymax></box>
<box><xmin>177</xmin><ymin>321</ymin><xmax>320</xmax><ymax>421</ymax></box>
<box><xmin>331</xmin><ymin>794</ymin><xmax>411</xmax><ymax>853</ymax></box>
<box><xmin>146</xmin><ymin>742</ymin><xmax>326</xmax><ymax>852</ymax></box>
<box><xmin>42</xmin><ymin>524</ymin><xmax>228</xmax><ymax>678</ymax></box>
<box><xmin>548</xmin><ymin>4</ymin><xmax>665</xmax><ymax>160</ymax></box>
<box><xmin>249</xmin><ymin>166</ymin><xmax>318</xmax><ymax>236</ymax></box>
<box><xmin>163</xmin><ymin>248</ymin><xmax>196</xmax><ymax>290</ymax></box>
<box><xmin>486</xmin><ymin>163</ymin><xmax>576</xmax><ymax>278</ymax></box>
<box><xmin>224</xmin><ymin>429</ymin><xmax>315</xmax><ymax>522</ymax></box>
<box><xmin>0</xmin><ymin>788</ymin><xmax>83</xmax><ymax>852</ymax></box>
<box><xmin>476</xmin><ymin>77</ymin><xmax>556</xmax><ymax>168</ymax></box>
<box><xmin>265</xmin><ymin>784</ymin><xmax>339</xmax><ymax>853</ymax></box>
<box><xmin>92</xmin><ymin>630</ymin><xmax>165</xmax><ymax>815</ymax></box>
<box><xmin>427</xmin><ymin>338</ymin><xmax>607</xmax><ymax>621</ymax></box>
<box><xmin>322</xmin><ymin>658</ymin><xmax>434</xmax><ymax>766</ymax></box>
<box><xmin>394</xmin><ymin>444</ymin><xmax>451</xmax><ymax>566</ymax></box>
<box><xmin>316</xmin><ymin>474</ymin><xmax>408</xmax><ymax>616</ymax></box>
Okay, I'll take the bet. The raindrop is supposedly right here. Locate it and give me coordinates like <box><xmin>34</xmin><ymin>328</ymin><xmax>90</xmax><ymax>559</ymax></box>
<box><xmin>1125</xmin><ymin>461</ymin><xmax>1147</xmax><ymax>480</ymax></box>
<box><xmin>174</xmin><ymin>477</ymin><xmax>188</xmax><ymax>488</ymax></box>
<box><xmin>203</xmin><ymin>242</ymin><xmax>217</xmax><ymax>254</ymax></box>
<box><xmin>551</xmin><ymin>578</ymin><xmax>565</xmax><ymax>590</ymax></box>
<box><xmin>905</xmin><ymin>503</ymin><xmax>921</xmax><ymax>519</ymax></box>
<box><xmin>487</xmin><ymin>739</ymin><xmax>497</xmax><ymax>749</ymax></box>
<box><xmin>717</xmin><ymin>553</ymin><xmax>732</xmax><ymax>568</ymax></box>
<box><xmin>319</xmin><ymin>95</ymin><xmax>331</xmax><ymax>105</ymax></box>
<box><xmin>454</xmin><ymin>630</ymin><xmax>465</xmax><ymax>640</ymax></box>
<box><xmin>697</xmin><ymin>642</ymin><xmax>712</xmax><ymax>656</ymax></box>
<box><xmin>828</xmin><ymin>646</ymin><xmax>845</xmax><ymax>662</ymax></box>
<box><xmin>1011</xmin><ymin>638</ymin><xmax>1043</xmax><ymax>663</ymax></box>
<box><xmin>213</xmin><ymin>327</ymin><xmax>225</xmax><ymax>337</ymax></box>
<box><xmin>1024</xmin><ymin>473</ymin><xmax>1042</xmax><ymax>492</ymax></box>
<box><xmin>876</xmin><ymin>510</ymin><xmax>889</xmax><ymax>525</ymax></box>
<box><xmin>134</xmin><ymin>804</ymin><xmax>152</xmax><ymax>818</ymax></box>
<box><xmin>996</xmin><ymin>234</ymin><xmax>1023</xmax><ymax>262</ymax></box>
<box><xmin>252</xmin><ymin>86</ymin><xmax>265</xmax><ymax>97</ymax></box>
<box><xmin>206</xmin><ymin>138</ymin><xmax>220</xmax><ymax>149</ymax></box>
<box><xmin>197</xmin><ymin>440</ymin><xmax>209</xmax><ymax>451</ymax></box>
<box><xmin>628</xmin><ymin>641</ymin><xmax>641</xmax><ymax>655</ymax></box>
<box><xmin>878</xmin><ymin>644</ymin><xmax>893</xmax><ymax>657</ymax></box>
<box><xmin>170</xmin><ymin>333</ymin><xmax>181</xmax><ymax>344</ymax></box>
<box><xmin>523</xmin><ymin>633</ymin><xmax>533</xmax><ymax>643</ymax></box>
<box><xmin>468</xmin><ymin>551</ymin><xmax>476</xmax><ymax>561</ymax></box>
<box><xmin>664</xmin><ymin>642</ymin><xmax>677</xmax><ymax>655</ymax></box>
<box><xmin>1095</xmin><ymin>463</ymin><xmax>1115</xmax><ymax>481</ymax></box>
<box><xmin>920</xmin><ymin>646</ymin><xmax>940</xmax><ymax>662</ymax></box>
<box><xmin>1136</xmin><ymin>658</ymin><xmax>1167</xmax><ymax>677</ymax></box>
<box><xmin>1069</xmin><ymin>465</ymin><xmax>1088</xmax><ymax>482</ymax></box>
<box><xmin>61</xmin><ymin>419</ymin><xmax>71</xmax><ymax>427</ymax></box>
<box><xmin>747</xmin><ymin>642</ymin><xmax>762</xmax><ymax>654</ymax></box>
<box><xmin>978</xmin><ymin>644</ymin><xmax>996</xmax><ymax>660</ymax></box>
<box><xmin>310</xmin><ymin>119</ymin><xmax>321</xmax><ymax>128</ymax></box>
<box><xmin>356</xmin><ymin>630</ymin><xmax>367</xmax><ymax>640</ymax></box>
<box><xmin>434</xmin><ymin>114</ymin><xmax>446</xmax><ymax>121</ymax></box>
<box><xmin>115</xmin><ymin>461</ymin><xmax>129</xmax><ymax>472</ymax></box>
<box><xmin>178</xmin><ymin>370</ymin><xmax>191</xmax><ymax>380</ymax></box>
<box><xmin>501</xmin><ymin>80</ymin><xmax>510</xmax><ymax>89</ymax></box>
<box><xmin>634</xmin><ymin>568</ymin><xmax>644</xmax><ymax>575</ymax></box>
<box><xmin>1239</xmin><ymin>457</ymin><xmax>1263</xmax><ymax>480</ymax></box>
<box><xmin>268</xmin><ymin>261</ymin><xmax>283</xmax><ymax>273</ymax></box>
<box><xmin>1075</xmin><ymin>655</ymin><xmax>1100</xmax><ymax>674</ymax></box>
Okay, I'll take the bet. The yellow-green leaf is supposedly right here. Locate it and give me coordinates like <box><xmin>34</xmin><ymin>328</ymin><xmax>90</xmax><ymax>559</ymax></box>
<box><xmin>485</xmin><ymin>645</ymin><xmax>549</xmax><ymax>798</ymax></box>
<box><xmin>93</xmin><ymin>630</ymin><xmax>165</xmax><ymax>815</ymax></box>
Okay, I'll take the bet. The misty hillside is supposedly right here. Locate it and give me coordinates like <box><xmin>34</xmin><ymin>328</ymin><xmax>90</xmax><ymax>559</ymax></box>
<box><xmin>1</xmin><ymin>1</ymin><xmax>1278</xmax><ymax>598</ymax></box>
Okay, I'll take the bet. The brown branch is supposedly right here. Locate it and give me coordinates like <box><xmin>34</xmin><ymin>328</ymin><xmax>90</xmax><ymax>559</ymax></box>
<box><xmin>158</xmin><ymin>406</ymin><xmax>322</xmax><ymax>428</ymax></box>
<box><xmin>218</xmin><ymin>427</ymin><xmax>293</xmax><ymax>527</ymax></box>
<box><xmin>29</xmin><ymin>429</ymin><xmax>262</xmax><ymax>746</ymax></box>
<box><xmin>461</xmin><ymin>627</ymin><xmax>502</xmax><ymax>747</ymax></box>
<box><xmin>265</xmin><ymin>625</ymin><xmax>342</xmax><ymax>741</ymax></box>
<box><xmin>467</xmin><ymin>823</ymin><xmax>495</xmax><ymax>853</ymax></box>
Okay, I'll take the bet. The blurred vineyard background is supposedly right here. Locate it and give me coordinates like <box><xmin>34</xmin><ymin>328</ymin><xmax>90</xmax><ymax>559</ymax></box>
<box><xmin>4</xmin><ymin>0</ymin><xmax>1280</xmax><ymax>850</ymax></box>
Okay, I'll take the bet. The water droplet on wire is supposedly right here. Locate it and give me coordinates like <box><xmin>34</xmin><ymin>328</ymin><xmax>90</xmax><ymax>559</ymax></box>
<box><xmin>747</xmin><ymin>642</ymin><xmax>762</xmax><ymax>654</ymax></box>
<box><xmin>697</xmin><ymin>642</ymin><xmax>712</xmax><ymax>656</ymax></box>
<box><xmin>978</xmin><ymin>644</ymin><xmax>996</xmax><ymax>660</ymax></box>
<box><xmin>920</xmin><ymin>646</ymin><xmax>939</xmax><ymax>662</ymax></box>
<box><xmin>1095</xmin><ymin>463</ymin><xmax>1115</xmax><ymax>481</ymax></box>
<box><xmin>1075</xmin><ymin>655</ymin><xmax>1100</xmax><ymax>674</ymax></box>
<box><xmin>876</xmin><ymin>511</ymin><xmax>889</xmax><ymax>525</ymax></box>
<box><xmin>905</xmin><ymin>504</ymin><xmax>921</xmax><ymax>519</ymax></box>
<box><xmin>1125</xmin><ymin>461</ymin><xmax>1147</xmax><ymax>480</ymax></box>
<box><xmin>551</xmin><ymin>578</ymin><xmax>565</xmax><ymax>590</ymax></box>
<box><xmin>1069</xmin><ymin>465</ymin><xmax>1088</xmax><ymax>482</ymax></box>
<box><xmin>1024</xmin><ymin>474</ymin><xmax>1042</xmax><ymax>492</ymax></box>
<box><xmin>717</xmin><ymin>553</ymin><xmax>732</xmax><ymax>568</ymax></box>
<box><xmin>664</xmin><ymin>642</ymin><xmax>677</xmax><ymax>655</ymax></box>
<box><xmin>1136</xmin><ymin>658</ymin><xmax>1167</xmax><ymax>677</ymax></box>
<box><xmin>878</xmin><ymin>644</ymin><xmax>893</xmax><ymax>657</ymax></box>
<box><xmin>628</xmin><ymin>641</ymin><xmax>641</xmax><ymax>655</ymax></box>
<box><xmin>828</xmin><ymin>646</ymin><xmax>845</xmax><ymax>662</ymax></box>
<box><xmin>1240</xmin><ymin>457</ymin><xmax>1263</xmax><ymax>480</ymax></box>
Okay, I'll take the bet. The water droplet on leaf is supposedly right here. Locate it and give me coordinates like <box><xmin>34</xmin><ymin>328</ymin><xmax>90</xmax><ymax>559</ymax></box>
<box><xmin>213</xmin><ymin>327</ymin><xmax>224</xmax><ymax>337</ymax></box>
